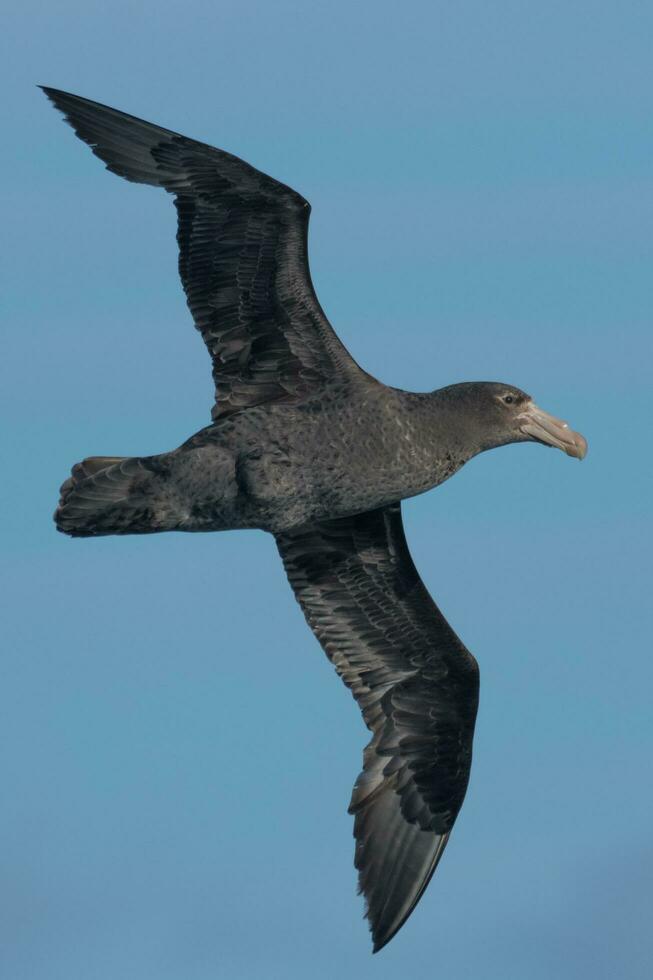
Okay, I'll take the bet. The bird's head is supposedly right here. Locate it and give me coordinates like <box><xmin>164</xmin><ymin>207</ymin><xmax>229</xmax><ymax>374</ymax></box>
<box><xmin>440</xmin><ymin>382</ymin><xmax>588</xmax><ymax>459</ymax></box>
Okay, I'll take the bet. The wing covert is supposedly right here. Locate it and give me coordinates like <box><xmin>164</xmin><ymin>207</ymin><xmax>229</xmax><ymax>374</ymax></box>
<box><xmin>42</xmin><ymin>87</ymin><xmax>362</xmax><ymax>417</ymax></box>
<box><xmin>276</xmin><ymin>504</ymin><xmax>479</xmax><ymax>951</ymax></box>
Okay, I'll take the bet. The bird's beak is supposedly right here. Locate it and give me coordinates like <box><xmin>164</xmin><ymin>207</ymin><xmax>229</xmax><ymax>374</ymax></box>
<box><xmin>517</xmin><ymin>401</ymin><xmax>588</xmax><ymax>459</ymax></box>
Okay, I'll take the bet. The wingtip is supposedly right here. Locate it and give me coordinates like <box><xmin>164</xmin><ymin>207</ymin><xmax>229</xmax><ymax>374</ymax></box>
<box><xmin>364</xmin><ymin>891</ymin><xmax>407</xmax><ymax>954</ymax></box>
<box><xmin>360</xmin><ymin>826</ymin><xmax>452</xmax><ymax>954</ymax></box>
<box><xmin>369</xmin><ymin>917</ymin><xmax>404</xmax><ymax>954</ymax></box>
<box><xmin>39</xmin><ymin>85</ymin><xmax>94</xmax><ymax>110</ymax></box>
<box><xmin>39</xmin><ymin>85</ymin><xmax>68</xmax><ymax>109</ymax></box>
<box><xmin>371</xmin><ymin>934</ymin><xmax>391</xmax><ymax>955</ymax></box>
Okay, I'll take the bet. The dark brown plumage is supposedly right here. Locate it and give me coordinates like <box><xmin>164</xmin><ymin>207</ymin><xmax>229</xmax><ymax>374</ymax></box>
<box><xmin>277</xmin><ymin>506</ymin><xmax>479</xmax><ymax>949</ymax></box>
<box><xmin>40</xmin><ymin>85</ymin><xmax>359</xmax><ymax>419</ymax></box>
<box><xmin>43</xmin><ymin>86</ymin><xmax>587</xmax><ymax>952</ymax></box>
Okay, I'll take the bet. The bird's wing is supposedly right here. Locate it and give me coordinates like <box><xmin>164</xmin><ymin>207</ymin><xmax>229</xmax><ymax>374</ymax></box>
<box><xmin>42</xmin><ymin>87</ymin><xmax>364</xmax><ymax>418</ymax></box>
<box><xmin>275</xmin><ymin>504</ymin><xmax>479</xmax><ymax>952</ymax></box>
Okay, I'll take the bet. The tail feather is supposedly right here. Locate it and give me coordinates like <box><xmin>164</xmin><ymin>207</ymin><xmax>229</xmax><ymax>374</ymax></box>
<box><xmin>73</xmin><ymin>455</ymin><xmax>126</xmax><ymax>480</ymax></box>
<box><xmin>55</xmin><ymin>455</ymin><xmax>175</xmax><ymax>537</ymax></box>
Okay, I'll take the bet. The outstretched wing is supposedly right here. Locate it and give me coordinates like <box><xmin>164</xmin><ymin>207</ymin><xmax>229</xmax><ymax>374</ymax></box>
<box><xmin>42</xmin><ymin>87</ymin><xmax>363</xmax><ymax>418</ymax></box>
<box><xmin>276</xmin><ymin>505</ymin><xmax>479</xmax><ymax>952</ymax></box>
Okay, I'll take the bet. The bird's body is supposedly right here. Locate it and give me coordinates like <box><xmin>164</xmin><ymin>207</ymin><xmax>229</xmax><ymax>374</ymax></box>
<box><xmin>61</xmin><ymin>381</ymin><xmax>477</xmax><ymax>536</ymax></box>
<box><xmin>43</xmin><ymin>87</ymin><xmax>587</xmax><ymax>951</ymax></box>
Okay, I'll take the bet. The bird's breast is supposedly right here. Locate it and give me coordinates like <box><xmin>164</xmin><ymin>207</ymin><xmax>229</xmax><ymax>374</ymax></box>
<box><xmin>226</xmin><ymin>392</ymin><xmax>459</xmax><ymax>532</ymax></box>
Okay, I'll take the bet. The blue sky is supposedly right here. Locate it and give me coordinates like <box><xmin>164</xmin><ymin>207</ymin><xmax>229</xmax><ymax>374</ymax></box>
<box><xmin>2</xmin><ymin>2</ymin><xmax>651</xmax><ymax>977</ymax></box>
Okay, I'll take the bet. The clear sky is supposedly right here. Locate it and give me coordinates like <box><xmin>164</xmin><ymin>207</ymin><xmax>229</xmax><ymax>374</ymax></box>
<box><xmin>2</xmin><ymin>2</ymin><xmax>651</xmax><ymax>978</ymax></box>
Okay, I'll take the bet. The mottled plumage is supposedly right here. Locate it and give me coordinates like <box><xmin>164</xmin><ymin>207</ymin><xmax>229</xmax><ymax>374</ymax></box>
<box><xmin>277</xmin><ymin>506</ymin><xmax>479</xmax><ymax>948</ymax></box>
<box><xmin>43</xmin><ymin>87</ymin><xmax>587</xmax><ymax>952</ymax></box>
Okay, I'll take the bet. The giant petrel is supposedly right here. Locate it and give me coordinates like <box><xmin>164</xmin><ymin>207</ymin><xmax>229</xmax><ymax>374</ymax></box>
<box><xmin>43</xmin><ymin>87</ymin><xmax>587</xmax><ymax>952</ymax></box>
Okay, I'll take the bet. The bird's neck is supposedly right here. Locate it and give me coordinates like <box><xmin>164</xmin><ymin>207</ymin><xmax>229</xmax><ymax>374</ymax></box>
<box><xmin>386</xmin><ymin>388</ymin><xmax>499</xmax><ymax>497</ymax></box>
<box><xmin>424</xmin><ymin>386</ymin><xmax>506</xmax><ymax>457</ymax></box>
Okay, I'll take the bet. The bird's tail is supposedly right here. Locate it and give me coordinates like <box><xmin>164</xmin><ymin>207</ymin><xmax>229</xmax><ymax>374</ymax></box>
<box><xmin>55</xmin><ymin>455</ymin><xmax>177</xmax><ymax>537</ymax></box>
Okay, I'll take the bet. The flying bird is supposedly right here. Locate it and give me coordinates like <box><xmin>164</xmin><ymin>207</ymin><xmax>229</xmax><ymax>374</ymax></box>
<box><xmin>42</xmin><ymin>87</ymin><xmax>587</xmax><ymax>952</ymax></box>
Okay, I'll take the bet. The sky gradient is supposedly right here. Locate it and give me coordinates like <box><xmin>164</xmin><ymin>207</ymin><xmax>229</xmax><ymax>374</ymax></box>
<box><xmin>2</xmin><ymin>2</ymin><xmax>652</xmax><ymax>978</ymax></box>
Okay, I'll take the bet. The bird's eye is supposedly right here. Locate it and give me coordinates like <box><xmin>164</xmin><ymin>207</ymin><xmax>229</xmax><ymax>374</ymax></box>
<box><xmin>503</xmin><ymin>394</ymin><xmax>514</xmax><ymax>404</ymax></box>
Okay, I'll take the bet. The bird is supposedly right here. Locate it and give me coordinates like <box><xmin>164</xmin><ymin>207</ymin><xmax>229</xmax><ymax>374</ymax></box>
<box><xmin>42</xmin><ymin>86</ymin><xmax>587</xmax><ymax>952</ymax></box>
